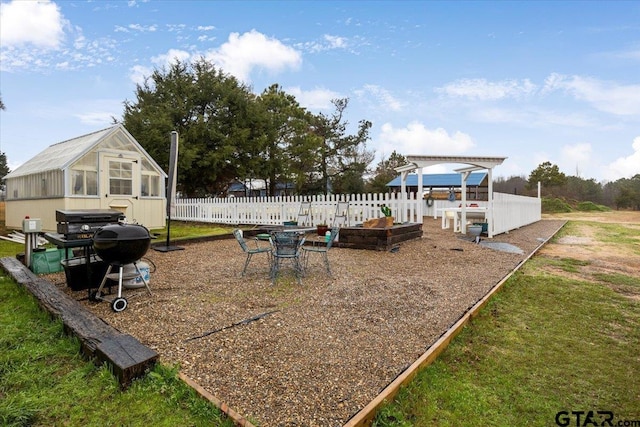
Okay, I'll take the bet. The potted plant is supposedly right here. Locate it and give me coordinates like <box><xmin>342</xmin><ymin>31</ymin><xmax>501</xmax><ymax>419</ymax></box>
<box><xmin>317</xmin><ymin>223</ymin><xmax>329</xmax><ymax>236</ymax></box>
<box><xmin>380</xmin><ymin>204</ymin><xmax>394</xmax><ymax>227</ymax></box>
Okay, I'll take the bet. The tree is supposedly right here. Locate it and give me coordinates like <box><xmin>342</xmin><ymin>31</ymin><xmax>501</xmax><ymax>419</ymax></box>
<box><xmin>527</xmin><ymin>161</ymin><xmax>567</xmax><ymax>195</ymax></box>
<box><xmin>613</xmin><ymin>174</ymin><xmax>640</xmax><ymax>210</ymax></box>
<box><xmin>307</xmin><ymin>98</ymin><xmax>373</xmax><ymax>195</ymax></box>
<box><xmin>0</xmin><ymin>94</ymin><xmax>5</xmax><ymax>110</ymax></box>
<box><xmin>494</xmin><ymin>175</ymin><xmax>530</xmax><ymax>196</ymax></box>
<box><xmin>331</xmin><ymin>142</ymin><xmax>374</xmax><ymax>194</ymax></box>
<box><xmin>0</xmin><ymin>152</ymin><xmax>9</xmax><ymax>178</ymax></box>
<box><xmin>254</xmin><ymin>84</ymin><xmax>314</xmax><ymax>196</ymax></box>
<box><xmin>365</xmin><ymin>151</ymin><xmax>407</xmax><ymax>194</ymax></box>
<box><xmin>121</xmin><ymin>58</ymin><xmax>257</xmax><ymax>197</ymax></box>
<box><xmin>563</xmin><ymin>176</ymin><xmax>603</xmax><ymax>204</ymax></box>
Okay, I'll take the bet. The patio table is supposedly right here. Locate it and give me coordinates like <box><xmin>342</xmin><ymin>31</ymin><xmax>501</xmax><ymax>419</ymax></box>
<box><xmin>269</xmin><ymin>229</ymin><xmax>307</xmax><ymax>284</ymax></box>
<box><xmin>440</xmin><ymin>207</ymin><xmax>487</xmax><ymax>232</ymax></box>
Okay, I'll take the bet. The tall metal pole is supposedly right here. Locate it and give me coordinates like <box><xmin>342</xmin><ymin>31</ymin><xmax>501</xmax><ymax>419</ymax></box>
<box><xmin>155</xmin><ymin>131</ymin><xmax>183</xmax><ymax>252</ymax></box>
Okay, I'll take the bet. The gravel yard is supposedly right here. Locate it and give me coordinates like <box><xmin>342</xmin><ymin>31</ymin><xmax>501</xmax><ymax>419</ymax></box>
<box><xmin>48</xmin><ymin>217</ymin><xmax>565</xmax><ymax>426</ymax></box>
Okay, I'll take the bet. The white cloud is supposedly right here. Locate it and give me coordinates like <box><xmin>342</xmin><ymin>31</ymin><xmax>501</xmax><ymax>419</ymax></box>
<box><xmin>298</xmin><ymin>34</ymin><xmax>351</xmax><ymax>54</ymax></box>
<box><xmin>0</xmin><ymin>0</ymin><xmax>66</xmax><ymax>49</ymax></box>
<box><xmin>198</xmin><ymin>35</ymin><xmax>216</xmax><ymax>43</ymax></box>
<box><xmin>543</xmin><ymin>73</ymin><xmax>640</xmax><ymax>116</ymax></box>
<box><xmin>129</xmin><ymin>23</ymin><xmax>157</xmax><ymax>32</ymax></box>
<box><xmin>561</xmin><ymin>143</ymin><xmax>592</xmax><ymax>176</ymax></box>
<box><xmin>74</xmin><ymin>111</ymin><xmax>117</xmax><ymax>126</ymax></box>
<box><xmin>129</xmin><ymin>64</ymin><xmax>152</xmax><ymax>86</ymax></box>
<box><xmin>356</xmin><ymin>85</ymin><xmax>403</xmax><ymax>112</ymax></box>
<box><xmin>115</xmin><ymin>23</ymin><xmax>157</xmax><ymax>33</ymax></box>
<box><xmin>285</xmin><ymin>86</ymin><xmax>340</xmax><ymax>110</ymax></box>
<box><xmin>376</xmin><ymin>122</ymin><xmax>475</xmax><ymax>157</ymax></box>
<box><xmin>0</xmin><ymin>2</ymin><xmax>118</xmax><ymax>72</ymax></box>
<box><xmin>130</xmin><ymin>31</ymin><xmax>302</xmax><ymax>88</ymax></box>
<box><xmin>205</xmin><ymin>29</ymin><xmax>302</xmax><ymax>82</ymax></box>
<box><xmin>127</xmin><ymin>0</ymin><xmax>150</xmax><ymax>7</ymax></box>
<box><xmin>324</xmin><ymin>34</ymin><xmax>347</xmax><ymax>49</ymax></box>
<box><xmin>436</xmin><ymin>78</ymin><xmax>537</xmax><ymax>100</ymax></box>
<box><xmin>603</xmin><ymin>136</ymin><xmax>640</xmax><ymax>180</ymax></box>
<box><xmin>151</xmin><ymin>49</ymin><xmax>192</xmax><ymax>68</ymax></box>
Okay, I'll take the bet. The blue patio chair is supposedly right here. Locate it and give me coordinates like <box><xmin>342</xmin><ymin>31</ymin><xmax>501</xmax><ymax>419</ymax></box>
<box><xmin>302</xmin><ymin>227</ymin><xmax>339</xmax><ymax>277</ymax></box>
<box><xmin>233</xmin><ymin>229</ymin><xmax>272</xmax><ymax>276</ymax></box>
<box><xmin>270</xmin><ymin>231</ymin><xmax>306</xmax><ymax>284</ymax></box>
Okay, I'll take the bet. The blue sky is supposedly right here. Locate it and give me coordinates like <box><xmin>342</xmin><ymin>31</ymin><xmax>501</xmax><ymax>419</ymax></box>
<box><xmin>1</xmin><ymin>0</ymin><xmax>639</xmax><ymax>183</ymax></box>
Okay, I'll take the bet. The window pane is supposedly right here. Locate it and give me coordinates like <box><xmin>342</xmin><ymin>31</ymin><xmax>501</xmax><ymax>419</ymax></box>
<box><xmin>109</xmin><ymin>160</ymin><xmax>133</xmax><ymax>195</ymax></box>
<box><xmin>110</xmin><ymin>179</ymin><xmax>132</xmax><ymax>195</ymax></box>
<box><xmin>86</xmin><ymin>171</ymin><xmax>98</xmax><ymax>195</ymax></box>
<box><xmin>149</xmin><ymin>176</ymin><xmax>160</xmax><ymax>197</ymax></box>
<box><xmin>141</xmin><ymin>176</ymin><xmax>149</xmax><ymax>197</ymax></box>
<box><xmin>141</xmin><ymin>175</ymin><xmax>161</xmax><ymax>197</ymax></box>
<box><xmin>72</xmin><ymin>170</ymin><xmax>84</xmax><ymax>195</ymax></box>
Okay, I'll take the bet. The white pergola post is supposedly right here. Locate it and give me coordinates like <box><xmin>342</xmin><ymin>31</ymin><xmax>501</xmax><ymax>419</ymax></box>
<box><xmin>395</xmin><ymin>163</ymin><xmax>419</xmax><ymax>223</ymax></box>
<box><xmin>400</xmin><ymin>170</ymin><xmax>408</xmax><ymax>222</ymax></box>
<box><xmin>416</xmin><ymin>166</ymin><xmax>423</xmax><ymax>222</ymax></box>
<box><xmin>460</xmin><ymin>171</ymin><xmax>470</xmax><ymax>234</ymax></box>
<box><xmin>487</xmin><ymin>168</ymin><xmax>494</xmax><ymax>238</ymax></box>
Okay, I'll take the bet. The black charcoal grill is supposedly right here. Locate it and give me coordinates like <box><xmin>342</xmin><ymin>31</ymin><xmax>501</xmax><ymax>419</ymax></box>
<box><xmin>91</xmin><ymin>223</ymin><xmax>152</xmax><ymax>312</ymax></box>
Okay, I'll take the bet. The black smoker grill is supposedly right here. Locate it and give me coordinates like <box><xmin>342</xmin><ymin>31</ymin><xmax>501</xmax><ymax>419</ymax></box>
<box><xmin>56</xmin><ymin>209</ymin><xmax>125</xmax><ymax>240</ymax></box>
<box><xmin>90</xmin><ymin>223</ymin><xmax>152</xmax><ymax>312</ymax></box>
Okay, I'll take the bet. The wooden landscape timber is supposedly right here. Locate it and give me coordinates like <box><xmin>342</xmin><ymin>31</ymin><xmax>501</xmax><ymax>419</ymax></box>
<box><xmin>0</xmin><ymin>257</ymin><xmax>158</xmax><ymax>387</ymax></box>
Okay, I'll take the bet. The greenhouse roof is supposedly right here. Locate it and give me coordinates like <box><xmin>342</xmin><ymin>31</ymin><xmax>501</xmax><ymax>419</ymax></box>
<box><xmin>386</xmin><ymin>172</ymin><xmax>487</xmax><ymax>187</ymax></box>
<box><xmin>4</xmin><ymin>125</ymin><xmax>164</xmax><ymax>179</ymax></box>
<box><xmin>5</xmin><ymin>126</ymin><xmax>117</xmax><ymax>179</ymax></box>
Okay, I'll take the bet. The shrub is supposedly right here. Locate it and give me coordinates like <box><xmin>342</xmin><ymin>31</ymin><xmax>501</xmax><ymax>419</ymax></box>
<box><xmin>542</xmin><ymin>197</ymin><xmax>572</xmax><ymax>213</ymax></box>
<box><xmin>576</xmin><ymin>201</ymin><xmax>610</xmax><ymax>212</ymax></box>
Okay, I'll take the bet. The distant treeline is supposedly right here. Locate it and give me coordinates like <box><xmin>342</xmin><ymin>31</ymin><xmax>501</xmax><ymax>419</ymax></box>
<box><xmin>494</xmin><ymin>173</ymin><xmax>640</xmax><ymax>211</ymax></box>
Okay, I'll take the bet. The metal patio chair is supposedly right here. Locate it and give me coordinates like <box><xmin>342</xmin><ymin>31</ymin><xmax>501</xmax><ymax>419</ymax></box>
<box><xmin>270</xmin><ymin>231</ymin><xmax>306</xmax><ymax>284</ymax></box>
<box><xmin>296</xmin><ymin>201</ymin><xmax>312</xmax><ymax>226</ymax></box>
<box><xmin>302</xmin><ymin>227</ymin><xmax>339</xmax><ymax>277</ymax></box>
<box><xmin>233</xmin><ymin>229</ymin><xmax>272</xmax><ymax>276</ymax></box>
<box><xmin>333</xmin><ymin>201</ymin><xmax>350</xmax><ymax>227</ymax></box>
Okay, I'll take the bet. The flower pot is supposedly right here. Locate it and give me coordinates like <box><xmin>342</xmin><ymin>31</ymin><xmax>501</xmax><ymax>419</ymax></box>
<box><xmin>317</xmin><ymin>225</ymin><xmax>329</xmax><ymax>236</ymax></box>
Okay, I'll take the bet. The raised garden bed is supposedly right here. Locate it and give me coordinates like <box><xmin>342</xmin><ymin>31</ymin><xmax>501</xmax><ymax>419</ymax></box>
<box><xmin>336</xmin><ymin>222</ymin><xmax>423</xmax><ymax>251</ymax></box>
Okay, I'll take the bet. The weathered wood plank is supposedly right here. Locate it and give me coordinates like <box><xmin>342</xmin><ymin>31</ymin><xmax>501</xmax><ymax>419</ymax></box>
<box><xmin>0</xmin><ymin>256</ymin><xmax>158</xmax><ymax>387</ymax></box>
<box><xmin>337</xmin><ymin>223</ymin><xmax>423</xmax><ymax>250</ymax></box>
<box><xmin>95</xmin><ymin>334</ymin><xmax>159</xmax><ymax>386</ymax></box>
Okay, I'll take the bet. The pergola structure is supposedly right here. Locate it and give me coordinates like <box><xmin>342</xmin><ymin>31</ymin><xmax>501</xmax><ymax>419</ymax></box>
<box><xmin>395</xmin><ymin>155</ymin><xmax>507</xmax><ymax>237</ymax></box>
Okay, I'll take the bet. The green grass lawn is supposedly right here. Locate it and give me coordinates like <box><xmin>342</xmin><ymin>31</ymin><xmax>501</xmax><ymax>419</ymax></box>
<box><xmin>149</xmin><ymin>221</ymin><xmax>235</xmax><ymax>241</ymax></box>
<box><xmin>373</xmin><ymin>221</ymin><xmax>640</xmax><ymax>427</ymax></box>
<box><xmin>0</xmin><ymin>225</ymin><xmax>234</xmax><ymax>427</ymax></box>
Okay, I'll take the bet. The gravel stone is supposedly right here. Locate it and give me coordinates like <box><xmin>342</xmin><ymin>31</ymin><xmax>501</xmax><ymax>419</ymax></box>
<box><xmin>46</xmin><ymin>218</ymin><xmax>564</xmax><ymax>426</ymax></box>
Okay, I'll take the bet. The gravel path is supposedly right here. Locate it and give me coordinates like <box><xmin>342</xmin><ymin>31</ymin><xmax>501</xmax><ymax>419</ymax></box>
<box><xmin>49</xmin><ymin>218</ymin><xmax>564</xmax><ymax>426</ymax></box>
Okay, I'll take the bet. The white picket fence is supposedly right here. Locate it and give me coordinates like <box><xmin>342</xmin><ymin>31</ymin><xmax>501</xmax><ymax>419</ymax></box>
<box><xmin>172</xmin><ymin>191</ymin><xmax>541</xmax><ymax>236</ymax></box>
<box><xmin>172</xmin><ymin>192</ymin><xmax>422</xmax><ymax>226</ymax></box>
<box><xmin>492</xmin><ymin>192</ymin><xmax>542</xmax><ymax>235</ymax></box>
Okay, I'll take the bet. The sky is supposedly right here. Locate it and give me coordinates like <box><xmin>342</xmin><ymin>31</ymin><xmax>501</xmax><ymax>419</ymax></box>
<box><xmin>1</xmin><ymin>0</ymin><xmax>639</xmax><ymax>183</ymax></box>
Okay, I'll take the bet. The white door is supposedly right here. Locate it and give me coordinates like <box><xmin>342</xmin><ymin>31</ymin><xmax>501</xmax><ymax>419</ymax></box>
<box><xmin>100</xmin><ymin>154</ymin><xmax>140</xmax><ymax>221</ymax></box>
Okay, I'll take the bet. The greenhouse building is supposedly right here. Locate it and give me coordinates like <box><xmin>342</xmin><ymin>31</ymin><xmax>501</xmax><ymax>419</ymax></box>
<box><xmin>3</xmin><ymin>124</ymin><xmax>167</xmax><ymax>232</ymax></box>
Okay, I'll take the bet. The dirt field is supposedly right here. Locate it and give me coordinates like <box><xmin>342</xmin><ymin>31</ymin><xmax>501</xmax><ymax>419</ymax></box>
<box><xmin>539</xmin><ymin>211</ymin><xmax>640</xmax><ymax>301</ymax></box>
